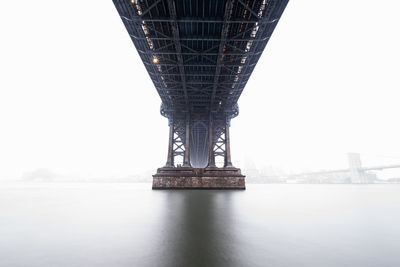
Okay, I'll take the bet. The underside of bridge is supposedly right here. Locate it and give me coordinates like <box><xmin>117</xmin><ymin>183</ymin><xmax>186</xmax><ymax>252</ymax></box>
<box><xmin>113</xmin><ymin>0</ymin><xmax>288</xmax><ymax>189</ymax></box>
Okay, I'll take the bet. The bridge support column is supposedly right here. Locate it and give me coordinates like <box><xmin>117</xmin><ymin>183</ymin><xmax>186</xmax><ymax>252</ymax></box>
<box><xmin>207</xmin><ymin>117</ymin><xmax>216</xmax><ymax>168</ymax></box>
<box><xmin>165</xmin><ymin>119</ymin><xmax>174</xmax><ymax>167</ymax></box>
<box><xmin>183</xmin><ymin>115</ymin><xmax>191</xmax><ymax>167</ymax></box>
<box><xmin>153</xmin><ymin>115</ymin><xmax>245</xmax><ymax>189</ymax></box>
<box><xmin>224</xmin><ymin>122</ymin><xmax>233</xmax><ymax>167</ymax></box>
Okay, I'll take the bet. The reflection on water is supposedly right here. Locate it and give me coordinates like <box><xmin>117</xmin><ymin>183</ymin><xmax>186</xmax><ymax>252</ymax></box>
<box><xmin>161</xmin><ymin>191</ymin><xmax>237</xmax><ymax>267</ymax></box>
<box><xmin>0</xmin><ymin>183</ymin><xmax>399</xmax><ymax>267</ymax></box>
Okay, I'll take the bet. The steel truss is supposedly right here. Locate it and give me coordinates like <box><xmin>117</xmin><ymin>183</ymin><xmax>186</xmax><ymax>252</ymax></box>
<box><xmin>165</xmin><ymin>114</ymin><xmax>233</xmax><ymax>168</ymax></box>
<box><xmin>113</xmin><ymin>0</ymin><xmax>289</xmax><ymax>168</ymax></box>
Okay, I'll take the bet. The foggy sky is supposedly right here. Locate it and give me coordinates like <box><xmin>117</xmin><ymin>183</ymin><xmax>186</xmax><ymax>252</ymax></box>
<box><xmin>0</xmin><ymin>1</ymin><xmax>399</xmax><ymax>180</ymax></box>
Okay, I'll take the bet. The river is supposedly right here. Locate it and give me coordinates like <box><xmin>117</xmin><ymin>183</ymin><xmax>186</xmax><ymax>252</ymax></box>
<box><xmin>0</xmin><ymin>183</ymin><xmax>399</xmax><ymax>267</ymax></box>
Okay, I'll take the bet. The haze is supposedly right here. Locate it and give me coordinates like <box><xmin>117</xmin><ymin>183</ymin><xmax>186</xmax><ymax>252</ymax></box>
<box><xmin>0</xmin><ymin>1</ymin><xmax>399</xmax><ymax>180</ymax></box>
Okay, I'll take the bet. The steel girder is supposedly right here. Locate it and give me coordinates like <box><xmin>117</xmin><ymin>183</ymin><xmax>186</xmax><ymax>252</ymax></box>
<box><xmin>113</xmin><ymin>0</ymin><xmax>289</xmax><ymax>167</ymax></box>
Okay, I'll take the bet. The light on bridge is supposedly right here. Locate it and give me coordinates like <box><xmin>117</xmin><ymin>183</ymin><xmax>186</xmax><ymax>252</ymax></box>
<box><xmin>152</xmin><ymin>56</ymin><xmax>159</xmax><ymax>64</ymax></box>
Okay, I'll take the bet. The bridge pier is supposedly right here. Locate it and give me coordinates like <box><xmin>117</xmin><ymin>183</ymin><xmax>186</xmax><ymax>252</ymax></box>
<box><xmin>182</xmin><ymin>115</ymin><xmax>191</xmax><ymax>167</ymax></box>
<box><xmin>152</xmin><ymin>167</ymin><xmax>245</xmax><ymax>189</ymax></box>
<box><xmin>224</xmin><ymin>122</ymin><xmax>233</xmax><ymax>168</ymax></box>
<box><xmin>207</xmin><ymin>117</ymin><xmax>216</xmax><ymax>168</ymax></box>
<box><xmin>164</xmin><ymin>118</ymin><xmax>174</xmax><ymax>167</ymax></box>
<box><xmin>153</xmin><ymin>114</ymin><xmax>245</xmax><ymax>189</ymax></box>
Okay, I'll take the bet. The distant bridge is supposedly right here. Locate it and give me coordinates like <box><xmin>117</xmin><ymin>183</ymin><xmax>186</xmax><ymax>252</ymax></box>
<box><xmin>113</xmin><ymin>0</ymin><xmax>289</xmax><ymax>188</ymax></box>
<box><xmin>288</xmin><ymin>153</ymin><xmax>400</xmax><ymax>183</ymax></box>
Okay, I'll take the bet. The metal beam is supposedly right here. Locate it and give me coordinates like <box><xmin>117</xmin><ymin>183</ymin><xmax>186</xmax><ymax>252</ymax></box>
<box><xmin>167</xmin><ymin>0</ymin><xmax>189</xmax><ymax>110</ymax></box>
<box><xmin>130</xmin><ymin>35</ymin><xmax>270</xmax><ymax>42</ymax></box>
<box><xmin>122</xmin><ymin>16</ymin><xmax>278</xmax><ymax>24</ymax></box>
<box><xmin>139</xmin><ymin>0</ymin><xmax>163</xmax><ymax>17</ymax></box>
<box><xmin>237</xmin><ymin>0</ymin><xmax>260</xmax><ymax>19</ymax></box>
<box><xmin>210</xmin><ymin>0</ymin><xmax>234</xmax><ymax>110</ymax></box>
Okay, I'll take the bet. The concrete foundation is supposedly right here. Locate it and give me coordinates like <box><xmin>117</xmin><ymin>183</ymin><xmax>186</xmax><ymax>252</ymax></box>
<box><xmin>152</xmin><ymin>167</ymin><xmax>245</xmax><ymax>189</ymax></box>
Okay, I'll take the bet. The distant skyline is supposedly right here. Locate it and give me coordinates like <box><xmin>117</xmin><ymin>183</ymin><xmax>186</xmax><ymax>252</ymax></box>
<box><xmin>1</xmin><ymin>1</ymin><xmax>400</xmax><ymax>180</ymax></box>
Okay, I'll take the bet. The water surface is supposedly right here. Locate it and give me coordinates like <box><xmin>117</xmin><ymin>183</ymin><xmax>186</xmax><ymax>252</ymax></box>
<box><xmin>0</xmin><ymin>183</ymin><xmax>399</xmax><ymax>267</ymax></box>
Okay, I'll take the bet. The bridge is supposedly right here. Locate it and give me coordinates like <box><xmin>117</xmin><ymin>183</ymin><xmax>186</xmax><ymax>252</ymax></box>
<box><xmin>113</xmin><ymin>0</ymin><xmax>289</xmax><ymax>188</ymax></box>
<box><xmin>284</xmin><ymin>153</ymin><xmax>400</xmax><ymax>183</ymax></box>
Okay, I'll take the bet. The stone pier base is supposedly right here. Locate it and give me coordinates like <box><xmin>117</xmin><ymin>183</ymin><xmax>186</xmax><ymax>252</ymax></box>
<box><xmin>152</xmin><ymin>167</ymin><xmax>245</xmax><ymax>189</ymax></box>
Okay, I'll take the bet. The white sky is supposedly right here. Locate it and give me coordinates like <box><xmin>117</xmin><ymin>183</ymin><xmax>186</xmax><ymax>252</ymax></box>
<box><xmin>0</xmin><ymin>1</ymin><xmax>399</xmax><ymax>180</ymax></box>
